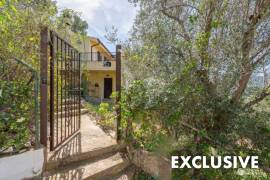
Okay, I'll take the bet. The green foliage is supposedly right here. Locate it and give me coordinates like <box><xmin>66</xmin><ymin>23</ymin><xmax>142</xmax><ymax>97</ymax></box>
<box><xmin>0</xmin><ymin>0</ymin><xmax>89</xmax><ymax>151</ymax></box>
<box><xmin>84</xmin><ymin>101</ymin><xmax>116</xmax><ymax>129</ymax></box>
<box><xmin>58</xmin><ymin>8</ymin><xmax>88</xmax><ymax>36</ymax></box>
<box><xmin>172</xmin><ymin>167</ymin><xmax>270</xmax><ymax>180</ymax></box>
<box><xmin>188</xmin><ymin>15</ymin><xmax>198</xmax><ymax>24</ymax></box>
<box><xmin>134</xmin><ymin>169</ymin><xmax>156</xmax><ymax>180</ymax></box>
<box><xmin>124</xmin><ymin>0</ymin><xmax>270</xmax><ymax>178</ymax></box>
<box><xmin>84</xmin><ymin>102</ymin><xmax>99</xmax><ymax>114</ymax></box>
<box><xmin>0</xmin><ymin>0</ymin><xmax>57</xmax><ymax>66</ymax></box>
<box><xmin>133</xmin><ymin>123</ymin><xmax>173</xmax><ymax>155</ymax></box>
<box><xmin>0</xmin><ymin>0</ymin><xmax>54</xmax><ymax>151</ymax></box>
<box><xmin>97</xmin><ymin>102</ymin><xmax>115</xmax><ymax>128</ymax></box>
<box><xmin>0</xmin><ymin>77</ymin><xmax>33</xmax><ymax>150</ymax></box>
<box><xmin>195</xmin><ymin>32</ymin><xmax>211</xmax><ymax>49</ymax></box>
<box><xmin>81</xmin><ymin>74</ymin><xmax>89</xmax><ymax>98</ymax></box>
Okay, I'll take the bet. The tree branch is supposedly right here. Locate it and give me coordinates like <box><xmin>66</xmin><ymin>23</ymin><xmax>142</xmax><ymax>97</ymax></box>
<box><xmin>232</xmin><ymin>65</ymin><xmax>253</xmax><ymax>102</ymax></box>
<box><xmin>252</xmin><ymin>52</ymin><xmax>270</xmax><ymax>67</ymax></box>
<box><xmin>160</xmin><ymin>1</ymin><xmax>201</xmax><ymax>15</ymax></box>
<box><xmin>251</xmin><ymin>34</ymin><xmax>270</xmax><ymax>65</ymax></box>
<box><xmin>244</xmin><ymin>84</ymin><xmax>270</xmax><ymax>108</ymax></box>
<box><xmin>198</xmin><ymin>0</ymin><xmax>217</xmax><ymax>67</ymax></box>
<box><xmin>160</xmin><ymin>1</ymin><xmax>191</xmax><ymax>41</ymax></box>
<box><xmin>231</xmin><ymin>0</ymin><xmax>270</xmax><ymax>103</ymax></box>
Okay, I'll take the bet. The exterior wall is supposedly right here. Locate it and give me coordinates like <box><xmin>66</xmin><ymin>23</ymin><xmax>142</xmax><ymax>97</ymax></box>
<box><xmin>91</xmin><ymin>46</ymin><xmax>113</xmax><ymax>61</ymax></box>
<box><xmin>84</xmin><ymin>70</ymin><xmax>116</xmax><ymax>99</ymax></box>
<box><xmin>81</xmin><ymin>37</ymin><xmax>117</xmax><ymax>100</ymax></box>
<box><xmin>128</xmin><ymin>148</ymin><xmax>171</xmax><ymax>180</ymax></box>
<box><xmin>0</xmin><ymin>148</ymin><xmax>44</xmax><ymax>179</ymax></box>
<box><xmin>85</xmin><ymin>60</ymin><xmax>116</xmax><ymax>71</ymax></box>
<box><xmin>81</xmin><ymin>40</ymin><xmax>115</xmax><ymax>72</ymax></box>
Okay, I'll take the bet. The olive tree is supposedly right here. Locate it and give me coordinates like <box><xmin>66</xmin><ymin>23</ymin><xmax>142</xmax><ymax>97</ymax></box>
<box><xmin>123</xmin><ymin>0</ymin><xmax>270</xmax><ymax>177</ymax></box>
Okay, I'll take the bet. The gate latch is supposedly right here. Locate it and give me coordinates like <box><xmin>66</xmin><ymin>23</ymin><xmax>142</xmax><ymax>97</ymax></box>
<box><xmin>41</xmin><ymin>77</ymin><xmax>47</xmax><ymax>85</ymax></box>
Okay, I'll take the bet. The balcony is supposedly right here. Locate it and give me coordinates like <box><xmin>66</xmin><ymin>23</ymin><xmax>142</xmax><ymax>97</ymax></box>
<box><xmin>81</xmin><ymin>52</ymin><xmax>116</xmax><ymax>71</ymax></box>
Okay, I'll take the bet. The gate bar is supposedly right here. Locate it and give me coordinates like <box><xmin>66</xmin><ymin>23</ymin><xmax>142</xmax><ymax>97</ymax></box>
<box><xmin>49</xmin><ymin>31</ymin><xmax>55</xmax><ymax>151</ymax></box>
<box><xmin>60</xmin><ymin>39</ymin><xmax>63</xmax><ymax>142</ymax></box>
<box><xmin>40</xmin><ymin>27</ymin><xmax>48</xmax><ymax>147</ymax></box>
<box><xmin>79</xmin><ymin>53</ymin><xmax>80</xmax><ymax>129</ymax></box>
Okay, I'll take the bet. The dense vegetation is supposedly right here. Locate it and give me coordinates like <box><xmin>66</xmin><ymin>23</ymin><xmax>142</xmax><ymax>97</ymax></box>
<box><xmin>1</xmin><ymin>0</ymin><xmax>270</xmax><ymax>179</ymax></box>
<box><xmin>0</xmin><ymin>58</ymin><xmax>36</xmax><ymax>151</ymax></box>
<box><xmin>120</xmin><ymin>0</ymin><xmax>270</xmax><ymax>179</ymax></box>
<box><xmin>0</xmin><ymin>0</ymin><xmax>88</xmax><ymax>152</ymax></box>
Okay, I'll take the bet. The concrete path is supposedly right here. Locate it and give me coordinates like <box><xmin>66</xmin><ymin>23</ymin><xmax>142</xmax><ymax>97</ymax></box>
<box><xmin>43</xmin><ymin>114</ymin><xmax>133</xmax><ymax>180</ymax></box>
<box><xmin>47</xmin><ymin>114</ymin><xmax>116</xmax><ymax>162</ymax></box>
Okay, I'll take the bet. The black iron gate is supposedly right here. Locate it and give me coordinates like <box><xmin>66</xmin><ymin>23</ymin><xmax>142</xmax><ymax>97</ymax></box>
<box><xmin>40</xmin><ymin>27</ymin><xmax>81</xmax><ymax>151</ymax></box>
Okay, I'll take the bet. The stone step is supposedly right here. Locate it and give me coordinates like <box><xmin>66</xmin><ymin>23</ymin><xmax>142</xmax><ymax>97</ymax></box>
<box><xmin>57</xmin><ymin>104</ymin><xmax>81</xmax><ymax>109</ymax></box>
<box><xmin>54</xmin><ymin>108</ymin><xmax>88</xmax><ymax>117</ymax></box>
<box><xmin>55</xmin><ymin>100</ymin><xmax>84</xmax><ymax>111</ymax></box>
<box><xmin>62</xmin><ymin>98</ymin><xmax>79</xmax><ymax>103</ymax></box>
<box><xmin>54</xmin><ymin>108</ymin><xmax>80</xmax><ymax>114</ymax></box>
<box><xmin>43</xmin><ymin>152</ymin><xmax>130</xmax><ymax>180</ymax></box>
<box><xmin>108</xmin><ymin>165</ymin><xmax>135</xmax><ymax>180</ymax></box>
<box><xmin>45</xmin><ymin>142</ymin><xmax>126</xmax><ymax>171</ymax></box>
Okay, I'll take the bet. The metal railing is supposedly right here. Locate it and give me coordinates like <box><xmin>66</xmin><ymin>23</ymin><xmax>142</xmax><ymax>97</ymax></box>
<box><xmin>40</xmin><ymin>27</ymin><xmax>81</xmax><ymax>151</ymax></box>
<box><xmin>80</xmin><ymin>52</ymin><xmax>116</xmax><ymax>62</ymax></box>
<box><xmin>80</xmin><ymin>52</ymin><xmax>116</xmax><ymax>70</ymax></box>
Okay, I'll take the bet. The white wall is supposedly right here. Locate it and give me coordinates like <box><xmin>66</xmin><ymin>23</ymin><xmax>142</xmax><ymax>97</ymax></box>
<box><xmin>0</xmin><ymin>148</ymin><xmax>44</xmax><ymax>180</ymax></box>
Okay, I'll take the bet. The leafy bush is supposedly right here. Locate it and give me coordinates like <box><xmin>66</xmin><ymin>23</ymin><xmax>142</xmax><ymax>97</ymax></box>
<box><xmin>122</xmin><ymin>0</ymin><xmax>270</xmax><ymax>178</ymax></box>
<box><xmin>97</xmin><ymin>102</ymin><xmax>115</xmax><ymax>128</ymax></box>
<box><xmin>0</xmin><ymin>79</ymin><xmax>34</xmax><ymax>151</ymax></box>
<box><xmin>0</xmin><ymin>0</ymin><xmax>89</xmax><ymax>153</ymax></box>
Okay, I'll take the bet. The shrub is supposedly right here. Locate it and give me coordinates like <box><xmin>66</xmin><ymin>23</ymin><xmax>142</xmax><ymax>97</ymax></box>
<box><xmin>97</xmin><ymin>102</ymin><xmax>115</xmax><ymax>128</ymax></box>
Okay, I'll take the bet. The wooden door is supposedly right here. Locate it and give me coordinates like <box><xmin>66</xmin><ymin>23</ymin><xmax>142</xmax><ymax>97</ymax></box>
<box><xmin>104</xmin><ymin>78</ymin><xmax>112</xmax><ymax>99</ymax></box>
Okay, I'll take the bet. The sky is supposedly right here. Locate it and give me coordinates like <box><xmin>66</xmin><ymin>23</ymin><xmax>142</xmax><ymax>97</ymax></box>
<box><xmin>56</xmin><ymin>0</ymin><xmax>138</xmax><ymax>52</ymax></box>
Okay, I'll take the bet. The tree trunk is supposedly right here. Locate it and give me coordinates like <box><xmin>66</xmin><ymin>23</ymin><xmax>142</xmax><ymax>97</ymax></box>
<box><xmin>232</xmin><ymin>65</ymin><xmax>253</xmax><ymax>103</ymax></box>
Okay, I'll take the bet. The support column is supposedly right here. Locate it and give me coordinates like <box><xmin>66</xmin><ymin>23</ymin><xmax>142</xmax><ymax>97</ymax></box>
<box><xmin>40</xmin><ymin>27</ymin><xmax>48</xmax><ymax>147</ymax></box>
<box><xmin>116</xmin><ymin>45</ymin><xmax>122</xmax><ymax>142</ymax></box>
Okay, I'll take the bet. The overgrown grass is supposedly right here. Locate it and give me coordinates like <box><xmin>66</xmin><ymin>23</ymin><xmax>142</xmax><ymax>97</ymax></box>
<box><xmin>84</xmin><ymin>101</ymin><xmax>115</xmax><ymax>128</ymax></box>
<box><xmin>84</xmin><ymin>102</ymin><xmax>99</xmax><ymax>114</ymax></box>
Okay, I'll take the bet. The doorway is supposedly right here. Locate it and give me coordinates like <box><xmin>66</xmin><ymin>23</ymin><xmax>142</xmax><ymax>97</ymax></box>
<box><xmin>104</xmin><ymin>78</ymin><xmax>112</xmax><ymax>99</ymax></box>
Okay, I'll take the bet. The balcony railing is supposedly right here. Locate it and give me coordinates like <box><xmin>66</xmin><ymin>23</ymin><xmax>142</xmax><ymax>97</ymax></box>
<box><xmin>81</xmin><ymin>52</ymin><xmax>115</xmax><ymax>61</ymax></box>
<box><xmin>81</xmin><ymin>52</ymin><xmax>116</xmax><ymax>71</ymax></box>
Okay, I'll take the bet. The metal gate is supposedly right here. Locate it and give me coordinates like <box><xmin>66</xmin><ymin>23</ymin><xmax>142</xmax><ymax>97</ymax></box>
<box><xmin>40</xmin><ymin>27</ymin><xmax>81</xmax><ymax>151</ymax></box>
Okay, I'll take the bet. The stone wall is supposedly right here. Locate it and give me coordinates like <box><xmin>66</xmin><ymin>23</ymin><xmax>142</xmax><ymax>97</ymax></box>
<box><xmin>128</xmin><ymin>147</ymin><xmax>171</xmax><ymax>180</ymax></box>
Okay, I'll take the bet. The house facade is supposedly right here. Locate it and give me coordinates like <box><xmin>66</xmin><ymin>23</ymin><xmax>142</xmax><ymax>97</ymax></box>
<box><xmin>81</xmin><ymin>37</ymin><xmax>116</xmax><ymax>101</ymax></box>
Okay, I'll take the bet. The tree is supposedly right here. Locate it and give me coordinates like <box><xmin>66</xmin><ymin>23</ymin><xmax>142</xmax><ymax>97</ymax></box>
<box><xmin>123</xmin><ymin>0</ymin><xmax>270</xmax><ymax>178</ymax></box>
<box><xmin>0</xmin><ymin>0</ymin><xmax>58</xmax><ymax>151</ymax></box>
<box><xmin>57</xmin><ymin>8</ymin><xmax>88</xmax><ymax>36</ymax></box>
<box><xmin>56</xmin><ymin>8</ymin><xmax>89</xmax><ymax>51</ymax></box>
<box><xmin>0</xmin><ymin>0</ymin><xmax>88</xmax><ymax>152</ymax></box>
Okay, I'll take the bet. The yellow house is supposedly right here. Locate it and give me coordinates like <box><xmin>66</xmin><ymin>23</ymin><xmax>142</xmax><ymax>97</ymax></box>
<box><xmin>81</xmin><ymin>37</ymin><xmax>117</xmax><ymax>101</ymax></box>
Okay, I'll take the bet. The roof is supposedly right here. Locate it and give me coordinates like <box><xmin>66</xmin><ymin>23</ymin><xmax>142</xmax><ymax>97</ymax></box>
<box><xmin>89</xmin><ymin>36</ymin><xmax>113</xmax><ymax>57</ymax></box>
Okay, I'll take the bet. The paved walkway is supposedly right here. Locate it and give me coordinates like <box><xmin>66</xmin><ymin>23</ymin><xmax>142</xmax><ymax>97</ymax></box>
<box><xmin>43</xmin><ymin>113</ymin><xmax>133</xmax><ymax>180</ymax></box>
<box><xmin>47</xmin><ymin>114</ymin><xmax>117</xmax><ymax>163</ymax></box>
